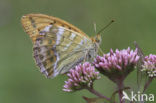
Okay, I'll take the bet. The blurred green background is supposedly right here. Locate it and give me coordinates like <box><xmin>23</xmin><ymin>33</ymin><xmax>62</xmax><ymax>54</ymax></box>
<box><xmin>0</xmin><ymin>0</ymin><xmax>155</xmax><ymax>103</ymax></box>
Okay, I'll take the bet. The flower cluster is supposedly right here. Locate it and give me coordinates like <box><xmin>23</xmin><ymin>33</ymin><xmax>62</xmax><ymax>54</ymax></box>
<box><xmin>142</xmin><ymin>54</ymin><xmax>156</xmax><ymax>77</ymax></box>
<box><xmin>63</xmin><ymin>62</ymin><xmax>100</xmax><ymax>92</ymax></box>
<box><xmin>61</xmin><ymin>44</ymin><xmax>156</xmax><ymax>102</ymax></box>
<box><xmin>93</xmin><ymin>47</ymin><xmax>140</xmax><ymax>82</ymax></box>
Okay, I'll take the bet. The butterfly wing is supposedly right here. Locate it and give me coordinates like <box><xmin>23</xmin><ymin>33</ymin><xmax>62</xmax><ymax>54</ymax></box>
<box><xmin>21</xmin><ymin>14</ymin><xmax>89</xmax><ymax>43</ymax></box>
<box><xmin>21</xmin><ymin>14</ymin><xmax>93</xmax><ymax>78</ymax></box>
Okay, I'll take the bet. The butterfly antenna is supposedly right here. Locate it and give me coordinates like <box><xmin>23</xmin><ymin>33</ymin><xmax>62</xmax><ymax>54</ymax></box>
<box><xmin>97</xmin><ymin>20</ymin><xmax>115</xmax><ymax>35</ymax></box>
<box><xmin>93</xmin><ymin>22</ymin><xmax>97</xmax><ymax>34</ymax></box>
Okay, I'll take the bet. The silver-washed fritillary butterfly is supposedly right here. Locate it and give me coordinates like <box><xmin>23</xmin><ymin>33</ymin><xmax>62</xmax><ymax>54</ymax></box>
<box><xmin>21</xmin><ymin>14</ymin><xmax>102</xmax><ymax>78</ymax></box>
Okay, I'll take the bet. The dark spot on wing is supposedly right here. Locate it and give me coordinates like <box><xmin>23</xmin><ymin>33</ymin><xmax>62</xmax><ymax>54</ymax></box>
<box><xmin>29</xmin><ymin>17</ymin><xmax>36</xmax><ymax>28</ymax></box>
<box><xmin>61</xmin><ymin>24</ymin><xmax>65</xmax><ymax>27</ymax></box>
<box><xmin>43</xmin><ymin>62</ymin><xmax>47</xmax><ymax>67</ymax></box>
<box><xmin>33</xmin><ymin>47</ymin><xmax>41</xmax><ymax>52</ymax></box>
<box><xmin>54</xmin><ymin>20</ymin><xmax>56</xmax><ymax>24</ymax></box>
<box><xmin>48</xmin><ymin>40</ymin><xmax>52</xmax><ymax>44</ymax></box>
<box><xmin>47</xmin><ymin>51</ymin><xmax>51</xmax><ymax>56</ymax></box>
<box><xmin>49</xmin><ymin>57</ymin><xmax>54</xmax><ymax>62</ymax></box>
<box><xmin>39</xmin><ymin>55</ymin><xmax>44</xmax><ymax>60</ymax></box>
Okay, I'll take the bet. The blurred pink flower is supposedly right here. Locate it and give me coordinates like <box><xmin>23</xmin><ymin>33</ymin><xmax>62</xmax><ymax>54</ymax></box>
<box><xmin>142</xmin><ymin>54</ymin><xmax>156</xmax><ymax>77</ymax></box>
<box><xmin>93</xmin><ymin>47</ymin><xmax>140</xmax><ymax>82</ymax></box>
<box><xmin>63</xmin><ymin>62</ymin><xmax>100</xmax><ymax>92</ymax></box>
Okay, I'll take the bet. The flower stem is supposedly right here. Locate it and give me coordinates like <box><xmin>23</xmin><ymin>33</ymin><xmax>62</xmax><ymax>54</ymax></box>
<box><xmin>86</xmin><ymin>86</ymin><xmax>111</xmax><ymax>102</ymax></box>
<box><xmin>143</xmin><ymin>77</ymin><xmax>153</xmax><ymax>93</ymax></box>
<box><xmin>117</xmin><ymin>79</ymin><xmax>125</xmax><ymax>103</ymax></box>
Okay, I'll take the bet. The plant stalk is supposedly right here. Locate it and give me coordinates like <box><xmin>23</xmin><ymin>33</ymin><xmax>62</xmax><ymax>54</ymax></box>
<box><xmin>86</xmin><ymin>86</ymin><xmax>112</xmax><ymax>102</ymax></box>
<box><xmin>143</xmin><ymin>77</ymin><xmax>153</xmax><ymax>93</ymax></box>
<box><xmin>117</xmin><ymin>79</ymin><xmax>125</xmax><ymax>103</ymax></box>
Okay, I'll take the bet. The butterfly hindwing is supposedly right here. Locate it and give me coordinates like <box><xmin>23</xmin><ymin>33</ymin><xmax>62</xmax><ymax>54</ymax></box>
<box><xmin>21</xmin><ymin>14</ymin><xmax>94</xmax><ymax>78</ymax></box>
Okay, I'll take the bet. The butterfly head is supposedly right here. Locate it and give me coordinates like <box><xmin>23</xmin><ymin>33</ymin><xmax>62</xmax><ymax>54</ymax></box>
<box><xmin>92</xmin><ymin>34</ymin><xmax>102</xmax><ymax>45</ymax></box>
<box><xmin>92</xmin><ymin>20</ymin><xmax>114</xmax><ymax>45</ymax></box>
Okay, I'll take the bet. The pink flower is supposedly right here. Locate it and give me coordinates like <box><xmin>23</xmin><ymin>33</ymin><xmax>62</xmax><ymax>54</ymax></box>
<box><xmin>63</xmin><ymin>62</ymin><xmax>100</xmax><ymax>92</ymax></box>
<box><xmin>93</xmin><ymin>47</ymin><xmax>140</xmax><ymax>82</ymax></box>
<box><xmin>142</xmin><ymin>54</ymin><xmax>156</xmax><ymax>77</ymax></box>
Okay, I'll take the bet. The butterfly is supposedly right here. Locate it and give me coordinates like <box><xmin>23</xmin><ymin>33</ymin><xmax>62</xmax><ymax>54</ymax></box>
<box><xmin>21</xmin><ymin>14</ymin><xmax>102</xmax><ymax>78</ymax></box>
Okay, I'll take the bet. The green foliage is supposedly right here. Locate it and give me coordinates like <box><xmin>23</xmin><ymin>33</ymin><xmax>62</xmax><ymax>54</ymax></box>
<box><xmin>0</xmin><ymin>0</ymin><xmax>155</xmax><ymax>103</ymax></box>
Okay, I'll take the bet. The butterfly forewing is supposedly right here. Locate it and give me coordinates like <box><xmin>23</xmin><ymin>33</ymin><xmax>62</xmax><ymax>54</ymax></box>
<box><xmin>21</xmin><ymin>14</ymin><xmax>94</xmax><ymax>78</ymax></box>
<box><xmin>21</xmin><ymin>14</ymin><xmax>89</xmax><ymax>42</ymax></box>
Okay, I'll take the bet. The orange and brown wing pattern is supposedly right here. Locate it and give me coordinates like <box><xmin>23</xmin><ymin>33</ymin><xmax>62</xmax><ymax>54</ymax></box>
<box><xmin>21</xmin><ymin>14</ymin><xmax>89</xmax><ymax>43</ymax></box>
<box><xmin>21</xmin><ymin>14</ymin><xmax>93</xmax><ymax>78</ymax></box>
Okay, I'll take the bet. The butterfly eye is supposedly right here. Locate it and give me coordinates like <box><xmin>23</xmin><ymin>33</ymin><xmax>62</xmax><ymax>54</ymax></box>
<box><xmin>95</xmin><ymin>35</ymin><xmax>101</xmax><ymax>44</ymax></box>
